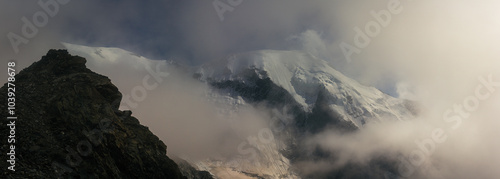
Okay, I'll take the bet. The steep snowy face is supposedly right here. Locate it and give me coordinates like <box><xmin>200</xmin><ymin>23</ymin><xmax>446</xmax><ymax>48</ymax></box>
<box><xmin>199</xmin><ymin>50</ymin><xmax>412</xmax><ymax>127</ymax></box>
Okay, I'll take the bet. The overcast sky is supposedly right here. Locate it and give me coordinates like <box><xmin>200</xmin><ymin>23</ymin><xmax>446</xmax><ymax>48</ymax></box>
<box><xmin>3</xmin><ymin>0</ymin><xmax>500</xmax><ymax>97</ymax></box>
<box><xmin>2</xmin><ymin>0</ymin><xmax>500</xmax><ymax>98</ymax></box>
<box><xmin>1</xmin><ymin>0</ymin><xmax>323</xmax><ymax>60</ymax></box>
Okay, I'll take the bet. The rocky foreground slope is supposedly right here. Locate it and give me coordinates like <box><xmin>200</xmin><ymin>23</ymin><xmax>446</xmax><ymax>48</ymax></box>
<box><xmin>0</xmin><ymin>50</ymin><xmax>210</xmax><ymax>178</ymax></box>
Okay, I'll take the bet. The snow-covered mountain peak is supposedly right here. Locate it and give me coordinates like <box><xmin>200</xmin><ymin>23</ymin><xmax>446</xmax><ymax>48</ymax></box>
<box><xmin>199</xmin><ymin>50</ymin><xmax>411</xmax><ymax>127</ymax></box>
<box><xmin>61</xmin><ymin>42</ymin><xmax>155</xmax><ymax>70</ymax></box>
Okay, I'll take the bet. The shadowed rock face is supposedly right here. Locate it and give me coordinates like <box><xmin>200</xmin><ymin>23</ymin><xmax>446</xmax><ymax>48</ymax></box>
<box><xmin>0</xmin><ymin>50</ymin><xmax>188</xmax><ymax>178</ymax></box>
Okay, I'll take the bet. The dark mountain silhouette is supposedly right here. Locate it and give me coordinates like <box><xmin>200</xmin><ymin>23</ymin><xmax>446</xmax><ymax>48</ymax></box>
<box><xmin>0</xmin><ymin>50</ymin><xmax>211</xmax><ymax>178</ymax></box>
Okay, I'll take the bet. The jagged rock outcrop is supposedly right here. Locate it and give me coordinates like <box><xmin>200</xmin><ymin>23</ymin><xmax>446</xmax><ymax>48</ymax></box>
<box><xmin>0</xmin><ymin>50</ymin><xmax>190</xmax><ymax>178</ymax></box>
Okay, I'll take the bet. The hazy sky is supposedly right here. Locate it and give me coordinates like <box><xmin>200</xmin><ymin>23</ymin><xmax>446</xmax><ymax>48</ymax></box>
<box><xmin>3</xmin><ymin>0</ymin><xmax>499</xmax><ymax>96</ymax></box>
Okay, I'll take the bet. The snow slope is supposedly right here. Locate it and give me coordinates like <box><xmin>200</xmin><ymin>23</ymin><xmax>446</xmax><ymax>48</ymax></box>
<box><xmin>199</xmin><ymin>50</ymin><xmax>412</xmax><ymax>127</ymax></box>
<box><xmin>62</xmin><ymin>42</ymin><xmax>157</xmax><ymax>71</ymax></box>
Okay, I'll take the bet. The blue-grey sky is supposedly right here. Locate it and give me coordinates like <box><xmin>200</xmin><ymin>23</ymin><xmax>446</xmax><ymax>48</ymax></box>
<box><xmin>1</xmin><ymin>0</ymin><xmax>332</xmax><ymax>63</ymax></box>
<box><xmin>2</xmin><ymin>0</ymin><xmax>500</xmax><ymax>96</ymax></box>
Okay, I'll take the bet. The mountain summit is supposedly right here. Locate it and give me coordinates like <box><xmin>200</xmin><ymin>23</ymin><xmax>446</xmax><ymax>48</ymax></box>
<box><xmin>198</xmin><ymin>50</ymin><xmax>413</xmax><ymax>128</ymax></box>
<box><xmin>0</xmin><ymin>50</ymin><xmax>199</xmax><ymax>178</ymax></box>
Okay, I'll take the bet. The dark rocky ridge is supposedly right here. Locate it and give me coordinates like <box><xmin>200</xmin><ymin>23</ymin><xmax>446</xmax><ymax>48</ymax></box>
<box><xmin>0</xmin><ymin>50</ymin><xmax>207</xmax><ymax>178</ymax></box>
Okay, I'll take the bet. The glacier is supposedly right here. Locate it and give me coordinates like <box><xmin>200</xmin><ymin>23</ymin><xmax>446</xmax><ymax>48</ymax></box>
<box><xmin>198</xmin><ymin>50</ymin><xmax>413</xmax><ymax>127</ymax></box>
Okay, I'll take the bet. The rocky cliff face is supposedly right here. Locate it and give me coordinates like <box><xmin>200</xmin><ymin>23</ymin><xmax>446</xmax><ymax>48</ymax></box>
<box><xmin>0</xmin><ymin>50</ymin><xmax>191</xmax><ymax>178</ymax></box>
